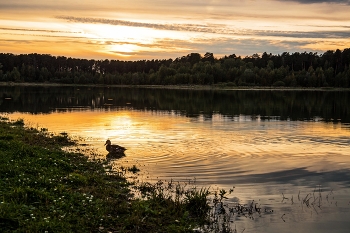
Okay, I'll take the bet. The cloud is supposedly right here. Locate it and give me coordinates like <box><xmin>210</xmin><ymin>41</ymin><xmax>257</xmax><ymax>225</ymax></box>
<box><xmin>4</xmin><ymin>27</ymin><xmax>345</xmax><ymax>60</ymax></box>
<box><xmin>0</xmin><ymin>32</ymin><xmax>347</xmax><ymax>61</ymax></box>
<box><xmin>103</xmin><ymin>36</ymin><xmax>327</xmax><ymax>60</ymax></box>
<box><xmin>0</xmin><ymin>27</ymin><xmax>80</xmax><ymax>34</ymax></box>
<box><xmin>0</xmin><ymin>32</ymin><xmax>86</xmax><ymax>40</ymax></box>
<box><xmin>0</xmin><ymin>1</ymin><xmax>61</xmax><ymax>11</ymax></box>
<box><xmin>109</xmin><ymin>51</ymin><xmax>136</xmax><ymax>56</ymax></box>
<box><xmin>56</xmin><ymin>16</ymin><xmax>350</xmax><ymax>39</ymax></box>
<box><xmin>56</xmin><ymin>16</ymin><xmax>230</xmax><ymax>35</ymax></box>
<box><xmin>255</xmin><ymin>30</ymin><xmax>350</xmax><ymax>39</ymax></box>
<box><xmin>282</xmin><ymin>0</ymin><xmax>350</xmax><ymax>4</ymax></box>
<box><xmin>2</xmin><ymin>16</ymin><xmax>349</xmax><ymax>61</ymax></box>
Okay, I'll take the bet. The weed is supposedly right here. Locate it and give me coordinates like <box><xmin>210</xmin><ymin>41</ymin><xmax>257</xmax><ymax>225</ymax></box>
<box><xmin>127</xmin><ymin>165</ymin><xmax>140</xmax><ymax>173</ymax></box>
<box><xmin>12</xmin><ymin>118</ymin><xmax>24</xmax><ymax>127</ymax></box>
<box><xmin>0</xmin><ymin>118</ymin><xmax>214</xmax><ymax>232</ymax></box>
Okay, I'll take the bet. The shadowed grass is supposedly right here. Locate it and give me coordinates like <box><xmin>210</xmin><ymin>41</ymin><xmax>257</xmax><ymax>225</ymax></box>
<box><xmin>0</xmin><ymin>118</ymin><xmax>212</xmax><ymax>233</ymax></box>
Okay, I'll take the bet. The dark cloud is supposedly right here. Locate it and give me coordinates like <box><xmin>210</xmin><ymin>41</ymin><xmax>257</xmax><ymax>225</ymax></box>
<box><xmin>56</xmin><ymin>16</ymin><xmax>226</xmax><ymax>35</ymax></box>
<box><xmin>0</xmin><ymin>1</ymin><xmax>100</xmax><ymax>11</ymax></box>
<box><xmin>56</xmin><ymin>16</ymin><xmax>350</xmax><ymax>39</ymax></box>
<box><xmin>0</xmin><ymin>27</ymin><xmax>80</xmax><ymax>34</ymax></box>
<box><xmin>256</xmin><ymin>29</ymin><xmax>350</xmax><ymax>39</ymax></box>
<box><xmin>0</xmin><ymin>2</ymin><xmax>58</xmax><ymax>11</ymax></box>
<box><xmin>0</xmin><ymin>32</ymin><xmax>86</xmax><ymax>40</ymax></box>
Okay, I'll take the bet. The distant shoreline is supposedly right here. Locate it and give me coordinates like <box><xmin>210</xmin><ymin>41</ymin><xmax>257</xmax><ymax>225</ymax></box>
<box><xmin>0</xmin><ymin>81</ymin><xmax>349</xmax><ymax>91</ymax></box>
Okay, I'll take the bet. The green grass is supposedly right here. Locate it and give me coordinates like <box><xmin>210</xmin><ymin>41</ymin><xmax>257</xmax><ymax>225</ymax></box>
<box><xmin>0</xmin><ymin>117</ymin><xmax>212</xmax><ymax>233</ymax></box>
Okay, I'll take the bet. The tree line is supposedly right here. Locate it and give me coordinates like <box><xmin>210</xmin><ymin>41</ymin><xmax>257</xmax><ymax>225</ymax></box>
<box><xmin>0</xmin><ymin>49</ymin><xmax>349</xmax><ymax>87</ymax></box>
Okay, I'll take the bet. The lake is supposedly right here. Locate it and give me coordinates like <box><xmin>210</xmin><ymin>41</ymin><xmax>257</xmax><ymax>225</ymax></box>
<box><xmin>1</xmin><ymin>85</ymin><xmax>350</xmax><ymax>232</ymax></box>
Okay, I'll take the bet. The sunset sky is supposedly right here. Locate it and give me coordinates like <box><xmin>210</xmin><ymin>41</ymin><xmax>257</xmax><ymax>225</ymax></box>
<box><xmin>1</xmin><ymin>0</ymin><xmax>350</xmax><ymax>60</ymax></box>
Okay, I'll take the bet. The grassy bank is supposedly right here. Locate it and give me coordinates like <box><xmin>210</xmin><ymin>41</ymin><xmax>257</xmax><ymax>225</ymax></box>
<box><xmin>0</xmin><ymin>117</ymin><xmax>211</xmax><ymax>232</ymax></box>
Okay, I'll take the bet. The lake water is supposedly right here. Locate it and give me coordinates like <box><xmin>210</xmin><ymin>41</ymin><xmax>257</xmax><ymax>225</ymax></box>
<box><xmin>1</xmin><ymin>85</ymin><xmax>350</xmax><ymax>232</ymax></box>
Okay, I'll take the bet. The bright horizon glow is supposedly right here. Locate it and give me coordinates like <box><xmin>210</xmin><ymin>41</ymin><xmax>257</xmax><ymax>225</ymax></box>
<box><xmin>1</xmin><ymin>0</ymin><xmax>350</xmax><ymax>60</ymax></box>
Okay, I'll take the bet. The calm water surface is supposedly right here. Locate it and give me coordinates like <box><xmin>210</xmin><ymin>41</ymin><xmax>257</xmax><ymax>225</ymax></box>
<box><xmin>1</xmin><ymin>86</ymin><xmax>350</xmax><ymax>232</ymax></box>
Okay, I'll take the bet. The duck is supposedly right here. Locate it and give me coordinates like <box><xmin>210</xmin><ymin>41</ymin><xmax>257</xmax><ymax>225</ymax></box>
<box><xmin>104</xmin><ymin>139</ymin><xmax>126</xmax><ymax>154</ymax></box>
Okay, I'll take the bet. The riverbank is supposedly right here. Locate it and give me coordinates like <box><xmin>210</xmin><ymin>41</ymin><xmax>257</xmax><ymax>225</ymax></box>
<box><xmin>1</xmin><ymin>81</ymin><xmax>349</xmax><ymax>91</ymax></box>
<box><xmin>0</xmin><ymin>117</ymin><xmax>211</xmax><ymax>232</ymax></box>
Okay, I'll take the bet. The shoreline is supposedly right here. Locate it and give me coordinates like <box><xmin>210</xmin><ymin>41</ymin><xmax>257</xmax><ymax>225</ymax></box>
<box><xmin>0</xmin><ymin>118</ymin><xmax>212</xmax><ymax>232</ymax></box>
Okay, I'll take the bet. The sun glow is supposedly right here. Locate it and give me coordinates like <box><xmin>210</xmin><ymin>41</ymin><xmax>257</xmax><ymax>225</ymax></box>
<box><xmin>107</xmin><ymin>114</ymin><xmax>134</xmax><ymax>137</ymax></box>
<box><xmin>108</xmin><ymin>44</ymin><xmax>137</xmax><ymax>56</ymax></box>
<box><xmin>1</xmin><ymin>0</ymin><xmax>350</xmax><ymax>59</ymax></box>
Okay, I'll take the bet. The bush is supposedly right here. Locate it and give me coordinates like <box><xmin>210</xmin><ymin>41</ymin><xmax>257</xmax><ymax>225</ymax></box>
<box><xmin>272</xmin><ymin>80</ymin><xmax>285</xmax><ymax>87</ymax></box>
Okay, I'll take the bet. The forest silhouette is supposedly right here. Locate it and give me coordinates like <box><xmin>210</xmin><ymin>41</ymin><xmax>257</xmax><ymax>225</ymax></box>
<box><xmin>0</xmin><ymin>49</ymin><xmax>349</xmax><ymax>87</ymax></box>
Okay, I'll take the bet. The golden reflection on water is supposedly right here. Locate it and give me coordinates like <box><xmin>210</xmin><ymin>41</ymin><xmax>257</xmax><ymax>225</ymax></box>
<box><xmin>6</xmin><ymin>110</ymin><xmax>350</xmax><ymax>232</ymax></box>
<box><xmin>8</xmin><ymin>110</ymin><xmax>350</xmax><ymax>183</ymax></box>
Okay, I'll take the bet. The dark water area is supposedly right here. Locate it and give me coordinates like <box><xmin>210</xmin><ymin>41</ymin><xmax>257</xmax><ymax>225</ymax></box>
<box><xmin>1</xmin><ymin>85</ymin><xmax>349</xmax><ymax>123</ymax></box>
<box><xmin>1</xmin><ymin>85</ymin><xmax>350</xmax><ymax>233</ymax></box>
